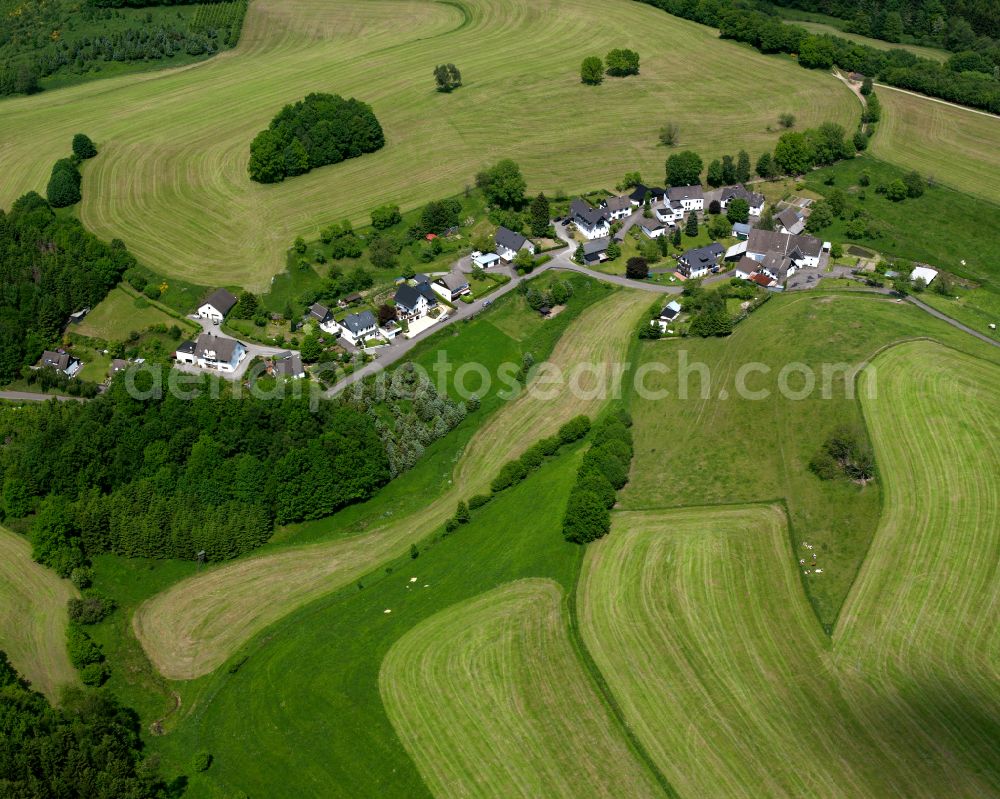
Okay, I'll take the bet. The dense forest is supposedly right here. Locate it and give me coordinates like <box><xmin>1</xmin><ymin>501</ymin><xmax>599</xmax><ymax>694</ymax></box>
<box><xmin>248</xmin><ymin>93</ymin><xmax>386</xmax><ymax>183</ymax></box>
<box><xmin>635</xmin><ymin>0</ymin><xmax>1000</xmax><ymax>113</ymax></box>
<box><xmin>0</xmin><ymin>191</ymin><xmax>135</xmax><ymax>385</ymax></box>
<box><xmin>0</xmin><ymin>651</ymin><xmax>169</xmax><ymax>797</ymax></box>
<box><xmin>0</xmin><ymin>0</ymin><xmax>247</xmax><ymax>96</ymax></box>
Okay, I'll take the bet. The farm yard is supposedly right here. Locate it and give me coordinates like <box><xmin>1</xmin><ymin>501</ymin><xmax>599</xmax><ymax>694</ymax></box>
<box><xmin>0</xmin><ymin>0</ymin><xmax>859</xmax><ymax>290</ymax></box>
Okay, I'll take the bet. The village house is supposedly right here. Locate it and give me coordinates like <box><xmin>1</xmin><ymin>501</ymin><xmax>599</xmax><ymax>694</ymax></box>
<box><xmin>628</xmin><ymin>184</ymin><xmax>666</xmax><ymax>205</ymax></box>
<box><xmin>720</xmin><ymin>185</ymin><xmax>765</xmax><ymax>216</ymax></box>
<box><xmin>40</xmin><ymin>350</ymin><xmax>82</xmax><ymax>378</ymax></box>
<box><xmin>678</xmin><ymin>242</ymin><xmax>724</xmax><ymax>278</ymax></box>
<box><xmin>582</xmin><ymin>237</ymin><xmax>610</xmax><ymax>265</ymax></box>
<box><xmin>432</xmin><ymin>272</ymin><xmax>471</xmax><ymax>302</ymax></box>
<box><xmin>775</xmin><ymin>207</ymin><xmax>805</xmax><ymax>235</ymax></box>
<box><xmin>270</xmin><ymin>351</ymin><xmax>305</xmax><ymax>379</ymax></box>
<box><xmin>600</xmin><ymin>195</ymin><xmax>634</xmax><ymax>221</ymax></box>
<box><xmin>380</xmin><ymin>319</ymin><xmax>401</xmax><ymax>340</ymax></box>
<box><xmin>640</xmin><ymin>220</ymin><xmax>667</xmax><ymax>239</ymax></box>
<box><xmin>175</xmin><ymin>333</ymin><xmax>247</xmax><ymax>373</ymax></box>
<box><xmin>472</xmin><ymin>252</ymin><xmax>501</xmax><ymax>269</ymax></box>
<box><xmin>735</xmin><ymin>256</ymin><xmax>760</xmax><ymax>280</ymax></box>
<box><xmin>394</xmin><ymin>283</ymin><xmax>430</xmax><ymax>320</ymax></box>
<box><xmin>731</xmin><ymin>222</ymin><xmax>751</xmax><ymax>239</ymax></box>
<box><xmin>309</xmin><ymin>302</ymin><xmax>338</xmax><ymax>334</ymax></box>
<box><xmin>338</xmin><ymin>310</ymin><xmax>379</xmax><ymax>346</ymax></box>
<box><xmin>654</xmin><ymin>200</ymin><xmax>684</xmax><ymax>225</ymax></box>
<box><xmin>569</xmin><ymin>198</ymin><xmax>611</xmax><ymax>240</ymax></box>
<box><xmin>494</xmin><ymin>226</ymin><xmax>536</xmax><ymax>262</ymax></box>
<box><xmin>667</xmin><ymin>184</ymin><xmax>705</xmax><ymax>212</ymax></box>
<box><xmin>197</xmin><ymin>288</ymin><xmax>238</xmax><ymax>324</ymax></box>
<box><xmin>746</xmin><ymin>229</ymin><xmax>823</xmax><ymax>271</ymax></box>
<box><xmin>660</xmin><ymin>300</ymin><xmax>682</xmax><ymax>323</ymax></box>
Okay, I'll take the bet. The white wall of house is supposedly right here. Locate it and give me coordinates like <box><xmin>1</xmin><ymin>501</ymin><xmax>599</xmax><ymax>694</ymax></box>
<box><xmin>641</xmin><ymin>225</ymin><xmax>666</xmax><ymax>239</ymax></box>
<box><xmin>197</xmin><ymin>303</ymin><xmax>225</xmax><ymax>324</ymax></box>
<box><xmin>573</xmin><ymin>219</ymin><xmax>610</xmax><ymax>240</ymax></box>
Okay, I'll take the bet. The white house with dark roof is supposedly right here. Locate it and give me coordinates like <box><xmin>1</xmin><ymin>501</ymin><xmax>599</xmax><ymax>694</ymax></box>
<box><xmin>581</xmin><ymin>237</ymin><xmax>610</xmax><ymax>265</ymax></box>
<box><xmin>40</xmin><ymin>350</ymin><xmax>82</xmax><ymax>377</ymax></box>
<box><xmin>774</xmin><ymin>207</ymin><xmax>805</xmax><ymax>235</ymax></box>
<box><xmin>628</xmin><ymin>184</ymin><xmax>666</xmax><ymax>206</ymax></box>
<box><xmin>569</xmin><ymin>198</ymin><xmax>611</xmax><ymax>240</ymax></box>
<box><xmin>720</xmin><ymin>185</ymin><xmax>765</xmax><ymax>216</ymax></box>
<box><xmin>735</xmin><ymin>256</ymin><xmax>760</xmax><ymax>280</ymax></box>
<box><xmin>494</xmin><ymin>227</ymin><xmax>536</xmax><ymax>262</ymax></box>
<box><xmin>175</xmin><ymin>333</ymin><xmax>247</xmax><ymax>373</ymax></box>
<box><xmin>654</xmin><ymin>201</ymin><xmax>684</xmax><ymax>225</ymax></box>
<box><xmin>198</xmin><ymin>288</ymin><xmax>238</xmax><ymax>324</ymax></box>
<box><xmin>309</xmin><ymin>302</ymin><xmax>338</xmax><ymax>334</ymax></box>
<box><xmin>394</xmin><ymin>283</ymin><xmax>430</xmax><ymax>320</ymax></box>
<box><xmin>432</xmin><ymin>272</ymin><xmax>471</xmax><ymax>302</ymax></box>
<box><xmin>678</xmin><ymin>242</ymin><xmax>724</xmax><ymax>278</ymax></box>
<box><xmin>271</xmin><ymin>351</ymin><xmax>305</xmax><ymax>380</ymax></box>
<box><xmin>338</xmin><ymin>310</ymin><xmax>379</xmax><ymax>346</ymax></box>
<box><xmin>640</xmin><ymin>220</ymin><xmax>667</xmax><ymax>239</ymax></box>
<box><xmin>746</xmin><ymin>229</ymin><xmax>822</xmax><ymax>271</ymax></box>
<box><xmin>600</xmin><ymin>195</ymin><xmax>633</xmax><ymax>221</ymax></box>
<box><xmin>667</xmin><ymin>185</ymin><xmax>704</xmax><ymax>212</ymax></box>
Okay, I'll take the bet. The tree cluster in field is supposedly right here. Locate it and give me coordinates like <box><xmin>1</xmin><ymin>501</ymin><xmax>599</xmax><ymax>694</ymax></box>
<box><xmin>809</xmin><ymin>425</ymin><xmax>876</xmax><ymax>482</ymax></box>
<box><xmin>0</xmin><ymin>650</ymin><xmax>172</xmax><ymax>796</ymax></box>
<box><xmin>706</xmin><ymin>150</ymin><xmax>752</xmax><ymax>188</ymax></box>
<box><xmin>520</xmin><ymin>276</ymin><xmax>574</xmax><ymax>311</ymax></box>
<box><xmin>0</xmin><ymin>190</ymin><xmax>133</xmax><ymax>385</ymax></box>
<box><xmin>0</xmin><ymin>2</ymin><xmax>247</xmax><ymax>97</ymax></box>
<box><xmin>248</xmin><ymin>93</ymin><xmax>385</xmax><ymax>183</ymax></box>
<box><xmin>433</xmin><ymin>63</ymin><xmax>462</xmax><ymax>92</ymax></box>
<box><xmin>580</xmin><ymin>49</ymin><xmax>640</xmax><ymax>84</ymax></box>
<box><xmin>0</xmin><ymin>378</ymin><xmax>395</xmax><ymax>571</ymax></box>
<box><xmin>804</xmin><ymin>167</ymin><xmax>925</xmax><ymax>237</ymax></box>
<box><xmin>680</xmin><ymin>279</ymin><xmax>735</xmax><ymax>338</ymax></box>
<box><xmin>46</xmin><ymin>136</ymin><xmax>99</xmax><ymax>207</ymax></box>
<box><xmin>562</xmin><ymin>410</ymin><xmax>633</xmax><ymax>544</ymax></box>
<box><xmin>631</xmin><ymin>0</ymin><xmax>1000</xmax><ymax>114</ymax></box>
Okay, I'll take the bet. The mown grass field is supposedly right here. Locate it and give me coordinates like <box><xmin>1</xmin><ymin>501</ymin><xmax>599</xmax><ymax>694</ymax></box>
<box><xmin>0</xmin><ymin>526</ymin><xmax>78</xmax><ymax>699</ymax></box>
<box><xmin>870</xmin><ymin>86</ymin><xmax>1000</xmax><ymax>205</ymax></box>
<box><xmin>0</xmin><ymin>0</ymin><xmax>858</xmax><ymax>290</ymax></box>
<box><xmin>74</xmin><ymin>285</ymin><xmax>198</xmax><ymax>341</ymax></box>
<box><xmin>580</xmin><ymin>342</ymin><xmax>1000</xmax><ymax>797</ymax></box>
<box><xmin>133</xmin><ymin>286</ymin><xmax>649</xmax><ymax>680</ymax></box>
<box><xmin>380</xmin><ymin>580</ymin><xmax>663</xmax><ymax>799</ymax></box>
<box><xmin>620</xmin><ymin>292</ymin><xmax>1000</xmax><ymax>626</ymax></box>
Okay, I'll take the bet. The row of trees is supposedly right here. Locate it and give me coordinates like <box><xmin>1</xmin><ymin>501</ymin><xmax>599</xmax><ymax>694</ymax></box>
<box><xmin>562</xmin><ymin>410</ymin><xmax>633</xmax><ymax>543</ymax></box>
<box><xmin>0</xmin><ymin>187</ymin><xmax>134</xmax><ymax>384</ymax></box>
<box><xmin>248</xmin><ymin>93</ymin><xmax>385</xmax><ymax>183</ymax></box>
<box><xmin>580</xmin><ymin>49</ymin><xmax>641</xmax><ymax>84</ymax></box>
<box><xmin>706</xmin><ymin>150</ymin><xmax>752</xmax><ymax>187</ymax></box>
<box><xmin>633</xmin><ymin>0</ymin><xmax>1000</xmax><ymax>114</ymax></box>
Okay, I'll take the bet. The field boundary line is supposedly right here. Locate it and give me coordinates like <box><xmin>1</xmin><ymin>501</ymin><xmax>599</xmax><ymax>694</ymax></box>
<box><xmin>874</xmin><ymin>83</ymin><xmax>1000</xmax><ymax>121</ymax></box>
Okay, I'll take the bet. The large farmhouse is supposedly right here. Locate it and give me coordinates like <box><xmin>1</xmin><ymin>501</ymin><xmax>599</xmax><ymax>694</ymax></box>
<box><xmin>175</xmin><ymin>333</ymin><xmax>247</xmax><ymax>373</ymax></box>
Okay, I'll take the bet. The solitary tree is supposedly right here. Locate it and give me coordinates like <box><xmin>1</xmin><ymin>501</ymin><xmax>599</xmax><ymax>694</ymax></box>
<box><xmin>903</xmin><ymin>171</ymin><xmax>925</xmax><ymax>198</ymax></box>
<box><xmin>778</xmin><ymin>112</ymin><xmax>796</xmax><ymax>129</ymax></box>
<box><xmin>434</xmin><ymin>64</ymin><xmax>462</xmax><ymax>92</ymax></box>
<box><xmin>72</xmin><ymin>133</ymin><xmax>97</xmax><ymax>160</ymax></box>
<box><xmin>580</xmin><ymin>56</ymin><xmax>604</xmax><ymax>85</ymax></box>
<box><xmin>605</xmin><ymin>48</ymin><xmax>640</xmax><ymax>76</ymax></box>
<box><xmin>625</xmin><ymin>257</ymin><xmax>649</xmax><ymax>279</ymax></box>
<box><xmin>685</xmin><ymin>211</ymin><xmax>699</xmax><ymax>238</ymax></box>
<box><xmin>529</xmin><ymin>193</ymin><xmax>551</xmax><ymax>237</ymax></box>
<box><xmin>46</xmin><ymin>163</ymin><xmax>81</xmax><ymax>208</ymax></box>
<box><xmin>658</xmin><ymin>122</ymin><xmax>679</xmax><ymax>147</ymax></box>
<box><xmin>476</xmin><ymin>159</ymin><xmax>526</xmax><ymax>209</ymax></box>
<box><xmin>671</xmin><ymin>226</ymin><xmax>682</xmax><ymax>248</ymax></box>
<box><xmin>606</xmin><ymin>241</ymin><xmax>622</xmax><ymax>261</ymax></box>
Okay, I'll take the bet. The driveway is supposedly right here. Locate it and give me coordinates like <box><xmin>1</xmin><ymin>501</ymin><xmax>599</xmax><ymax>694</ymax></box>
<box><xmin>0</xmin><ymin>391</ymin><xmax>87</xmax><ymax>403</ymax></box>
<box><xmin>182</xmin><ymin>316</ymin><xmax>299</xmax><ymax>380</ymax></box>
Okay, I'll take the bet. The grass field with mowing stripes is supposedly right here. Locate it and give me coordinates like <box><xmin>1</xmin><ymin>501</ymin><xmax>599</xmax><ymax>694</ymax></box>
<box><xmin>133</xmin><ymin>288</ymin><xmax>649</xmax><ymax>680</ymax></box>
<box><xmin>870</xmin><ymin>86</ymin><xmax>1000</xmax><ymax>205</ymax></box>
<box><xmin>0</xmin><ymin>0</ymin><xmax>858</xmax><ymax>290</ymax></box>
<box><xmin>579</xmin><ymin>341</ymin><xmax>1000</xmax><ymax>798</ymax></box>
<box><xmin>380</xmin><ymin>579</ymin><xmax>664</xmax><ymax>799</ymax></box>
<box><xmin>0</xmin><ymin>526</ymin><xmax>78</xmax><ymax>699</ymax></box>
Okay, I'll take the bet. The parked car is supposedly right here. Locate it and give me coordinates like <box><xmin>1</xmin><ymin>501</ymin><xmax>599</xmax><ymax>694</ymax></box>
<box><xmin>482</xmin><ymin>299</ymin><xmax>493</xmax><ymax>307</ymax></box>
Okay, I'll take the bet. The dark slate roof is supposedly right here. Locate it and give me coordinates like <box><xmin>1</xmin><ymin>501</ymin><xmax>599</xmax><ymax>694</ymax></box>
<box><xmin>394</xmin><ymin>283</ymin><xmax>423</xmax><ymax>310</ymax></box>
<box><xmin>680</xmin><ymin>243</ymin><xmax>724</xmax><ymax>269</ymax></box>
<box><xmin>413</xmin><ymin>273</ymin><xmax>431</xmax><ymax>285</ymax></box>
<box><xmin>667</xmin><ymin>185</ymin><xmax>704</xmax><ymax>202</ymax></box>
<box><xmin>775</xmin><ymin>207</ymin><xmax>802</xmax><ymax>229</ymax></box>
<box><xmin>570</xmin><ymin>198</ymin><xmax>608</xmax><ymax>227</ymax></box>
<box><xmin>721</xmin><ymin>185</ymin><xmax>765</xmax><ymax>207</ymax></box>
<box><xmin>660</xmin><ymin>301</ymin><xmax>682</xmax><ymax>320</ymax></box>
<box><xmin>495</xmin><ymin>226</ymin><xmax>528</xmax><ymax>252</ymax></box>
<box><xmin>41</xmin><ymin>350</ymin><xmax>70</xmax><ymax>370</ymax></box>
<box><xmin>342</xmin><ymin>310</ymin><xmax>377</xmax><ymax>336</ymax></box>
<box><xmin>203</xmin><ymin>288</ymin><xmax>238</xmax><ymax>315</ymax></box>
<box><xmin>602</xmin><ymin>195</ymin><xmax>632</xmax><ymax>213</ymax></box>
<box><xmin>628</xmin><ymin>184</ymin><xmax>665</xmax><ymax>203</ymax></box>
<box><xmin>272</xmin><ymin>352</ymin><xmax>304</xmax><ymax>378</ymax></box>
<box><xmin>177</xmin><ymin>340</ymin><xmax>196</xmax><ymax>355</ymax></box>
<box><xmin>310</xmin><ymin>302</ymin><xmax>331</xmax><ymax>322</ymax></box>
<box><xmin>194</xmin><ymin>333</ymin><xmax>242</xmax><ymax>362</ymax></box>
<box><xmin>583</xmin><ymin>237</ymin><xmax>610</xmax><ymax>256</ymax></box>
<box><xmin>417</xmin><ymin>283</ymin><xmax>439</xmax><ymax>305</ymax></box>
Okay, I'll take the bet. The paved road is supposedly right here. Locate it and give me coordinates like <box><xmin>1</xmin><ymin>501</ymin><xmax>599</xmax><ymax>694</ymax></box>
<box><xmin>325</xmin><ymin>230</ymin><xmax>682</xmax><ymax>395</ymax></box>
<box><xmin>907</xmin><ymin>296</ymin><xmax>1000</xmax><ymax>349</ymax></box>
<box><xmin>0</xmin><ymin>391</ymin><xmax>86</xmax><ymax>402</ymax></box>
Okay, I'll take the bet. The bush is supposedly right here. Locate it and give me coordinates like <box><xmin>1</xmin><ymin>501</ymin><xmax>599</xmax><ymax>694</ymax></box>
<box><xmin>46</xmin><ymin>164</ymin><xmax>81</xmax><ymax>208</ymax></box>
<box><xmin>491</xmin><ymin>459</ymin><xmax>528</xmax><ymax>493</ymax></box>
<box><xmin>192</xmin><ymin>752</ymin><xmax>213</xmax><ymax>772</ymax></box>
<box><xmin>809</xmin><ymin>426</ymin><xmax>875</xmax><ymax>482</ymax></box>
<box><xmin>562</xmin><ymin>491</ymin><xmax>611</xmax><ymax>544</ymax></box>
<box><xmin>538</xmin><ymin>436</ymin><xmax>561</xmax><ymax>456</ymax></box>
<box><xmin>80</xmin><ymin>662</ymin><xmax>110</xmax><ymax>686</ymax></box>
<box><xmin>574</xmin><ymin>473</ymin><xmax>617</xmax><ymax>509</ymax></box>
<box><xmin>68</xmin><ymin>594</ymin><xmax>115</xmax><ymax>625</ymax></box>
<box><xmin>581</xmin><ymin>447</ymin><xmax>629</xmax><ymax>490</ymax></box>
<box><xmin>557</xmin><ymin>415</ymin><xmax>591</xmax><ymax>444</ymax></box>
<box><xmin>66</xmin><ymin>624</ymin><xmax>103</xmax><ymax>669</ymax></box>
<box><xmin>468</xmin><ymin>494</ymin><xmax>491</xmax><ymax>510</ymax></box>
<box><xmin>519</xmin><ymin>445</ymin><xmax>545</xmax><ymax>472</ymax></box>
<box><xmin>371</xmin><ymin>204</ymin><xmax>402</xmax><ymax>230</ymax></box>
<box><xmin>72</xmin><ymin>133</ymin><xmax>97</xmax><ymax>160</ymax></box>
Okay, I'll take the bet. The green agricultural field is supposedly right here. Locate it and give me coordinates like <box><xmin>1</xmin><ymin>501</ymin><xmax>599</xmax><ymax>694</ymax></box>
<box><xmin>133</xmin><ymin>287</ymin><xmax>649</xmax><ymax>680</ymax></box>
<box><xmin>620</xmin><ymin>292</ymin><xmax>1000</xmax><ymax>626</ymax></box>
<box><xmin>0</xmin><ymin>0</ymin><xmax>858</xmax><ymax>291</ymax></box>
<box><xmin>580</xmin><ymin>342</ymin><xmax>1000</xmax><ymax>797</ymax></box>
<box><xmin>380</xmin><ymin>580</ymin><xmax>663</xmax><ymax>799</ymax></box>
<box><xmin>870</xmin><ymin>86</ymin><xmax>1000</xmax><ymax>206</ymax></box>
<box><xmin>0</xmin><ymin>526</ymin><xmax>78</xmax><ymax>699</ymax></box>
<box><xmin>74</xmin><ymin>285</ymin><xmax>198</xmax><ymax>342</ymax></box>
<box><xmin>918</xmin><ymin>287</ymin><xmax>1000</xmax><ymax>341</ymax></box>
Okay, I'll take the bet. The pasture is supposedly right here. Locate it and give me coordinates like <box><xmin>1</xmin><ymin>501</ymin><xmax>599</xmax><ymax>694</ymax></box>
<box><xmin>74</xmin><ymin>285</ymin><xmax>198</xmax><ymax>342</ymax></box>
<box><xmin>0</xmin><ymin>0</ymin><xmax>858</xmax><ymax>290</ymax></box>
<box><xmin>133</xmin><ymin>287</ymin><xmax>649</xmax><ymax>680</ymax></box>
<box><xmin>380</xmin><ymin>580</ymin><xmax>662</xmax><ymax>799</ymax></box>
<box><xmin>0</xmin><ymin>526</ymin><xmax>78</xmax><ymax>699</ymax></box>
<box><xmin>580</xmin><ymin>343</ymin><xmax>999</xmax><ymax>797</ymax></box>
<box><xmin>870</xmin><ymin>86</ymin><xmax>1000</xmax><ymax>205</ymax></box>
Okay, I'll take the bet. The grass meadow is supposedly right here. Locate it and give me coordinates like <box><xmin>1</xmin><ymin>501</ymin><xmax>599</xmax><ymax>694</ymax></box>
<box><xmin>0</xmin><ymin>0</ymin><xmax>859</xmax><ymax>290</ymax></box>
<box><xmin>74</xmin><ymin>285</ymin><xmax>199</xmax><ymax>342</ymax></box>
<box><xmin>0</xmin><ymin>525</ymin><xmax>78</xmax><ymax>699</ymax></box>
<box><xmin>870</xmin><ymin>86</ymin><xmax>1000</xmax><ymax>206</ymax></box>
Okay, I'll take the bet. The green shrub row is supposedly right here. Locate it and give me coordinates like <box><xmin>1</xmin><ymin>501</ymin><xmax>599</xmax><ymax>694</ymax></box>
<box><xmin>66</xmin><ymin>623</ymin><xmax>109</xmax><ymax>686</ymax></box>
<box><xmin>563</xmin><ymin>409</ymin><xmax>634</xmax><ymax>544</ymax></box>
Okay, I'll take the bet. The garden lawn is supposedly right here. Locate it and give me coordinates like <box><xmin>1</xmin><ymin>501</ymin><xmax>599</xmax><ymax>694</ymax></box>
<box><xmin>74</xmin><ymin>286</ymin><xmax>197</xmax><ymax>342</ymax></box>
<box><xmin>0</xmin><ymin>0</ymin><xmax>857</xmax><ymax>290</ymax></box>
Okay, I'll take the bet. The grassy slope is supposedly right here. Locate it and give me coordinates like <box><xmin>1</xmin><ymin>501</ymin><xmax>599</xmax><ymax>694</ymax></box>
<box><xmin>0</xmin><ymin>525</ymin><xmax>78</xmax><ymax>699</ymax></box>
<box><xmin>132</xmin><ymin>286</ymin><xmax>649</xmax><ymax>680</ymax></box>
<box><xmin>779</xmin><ymin>14</ymin><xmax>949</xmax><ymax>62</ymax></box>
<box><xmin>870</xmin><ymin>86</ymin><xmax>1000</xmax><ymax>206</ymax></box>
<box><xmin>620</xmin><ymin>292</ymin><xmax>1000</xmax><ymax>626</ymax></box>
<box><xmin>580</xmin><ymin>342</ymin><xmax>999</xmax><ymax>797</ymax></box>
<box><xmin>74</xmin><ymin>285</ymin><xmax>198</xmax><ymax>342</ymax></box>
<box><xmin>0</xmin><ymin>0</ymin><xmax>858</xmax><ymax>290</ymax></box>
<box><xmin>380</xmin><ymin>579</ymin><xmax>663</xmax><ymax>799</ymax></box>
